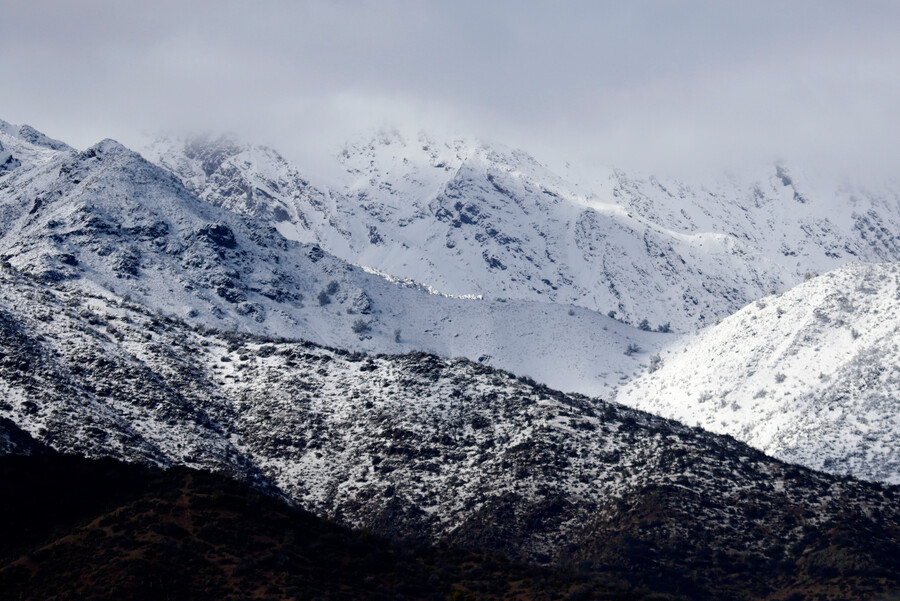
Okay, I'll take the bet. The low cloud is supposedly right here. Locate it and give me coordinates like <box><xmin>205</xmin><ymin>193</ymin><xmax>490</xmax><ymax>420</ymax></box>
<box><xmin>2</xmin><ymin>1</ymin><xmax>899</xmax><ymax>180</ymax></box>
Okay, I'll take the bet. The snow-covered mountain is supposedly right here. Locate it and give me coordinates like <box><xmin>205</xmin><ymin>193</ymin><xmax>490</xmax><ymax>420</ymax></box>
<box><xmin>7</xmin><ymin>118</ymin><xmax>900</xmax><ymax>488</ymax></box>
<box><xmin>143</xmin><ymin>134</ymin><xmax>329</xmax><ymax>227</ymax></box>
<box><xmin>1</xmin><ymin>266</ymin><xmax>899</xmax><ymax>600</ymax></box>
<box><xmin>0</xmin><ymin>118</ymin><xmax>71</xmax><ymax>170</ymax></box>
<box><xmin>146</xmin><ymin>130</ymin><xmax>900</xmax><ymax>332</ymax></box>
<box><xmin>0</xmin><ymin>124</ymin><xmax>662</xmax><ymax>396</ymax></box>
<box><xmin>618</xmin><ymin>261</ymin><xmax>900</xmax><ymax>484</ymax></box>
<box><xmin>4</xmin><ymin>118</ymin><xmax>900</xmax><ymax>597</ymax></box>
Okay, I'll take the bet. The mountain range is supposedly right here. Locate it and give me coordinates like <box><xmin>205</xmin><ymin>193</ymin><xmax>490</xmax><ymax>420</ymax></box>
<box><xmin>2</xmin><ymin>117</ymin><xmax>900</xmax><ymax>598</ymax></box>
<box><xmin>145</xmin><ymin>129</ymin><xmax>900</xmax><ymax>334</ymax></box>
<box><xmin>0</xmin><ymin>121</ymin><xmax>671</xmax><ymax>399</ymax></box>
<box><xmin>142</xmin><ymin>126</ymin><xmax>900</xmax><ymax>485</ymax></box>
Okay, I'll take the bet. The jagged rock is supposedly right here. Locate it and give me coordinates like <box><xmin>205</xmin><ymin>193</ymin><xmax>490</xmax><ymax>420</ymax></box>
<box><xmin>0</xmin><ymin>141</ymin><xmax>19</xmax><ymax>174</ymax></box>
<box><xmin>349</xmin><ymin>289</ymin><xmax>373</xmax><ymax>314</ymax></box>
<box><xmin>195</xmin><ymin>222</ymin><xmax>238</xmax><ymax>249</ymax></box>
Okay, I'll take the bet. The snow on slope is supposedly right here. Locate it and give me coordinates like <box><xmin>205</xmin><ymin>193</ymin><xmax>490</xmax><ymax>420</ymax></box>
<box><xmin>617</xmin><ymin>261</ymin><xmax>900</xmax><ymax>484</ymax></box>
<box><xmin>0</xmin><ymin>125</ymin><xmax>663</xmax><ymax>396</ymax></box>
<box><xmin>146</xmin><ymin>130</ymin><xmax>900</xmax><ymax>332</ymax></box>
<box><xmin>143</xmin><ymin>134</ymin><xmax>330</xmax><ymax>239</ymax></box>
<box><xmin>0</xmin><ymin>141</ymin><xmax>18</xmax><ymax>174</ymax></box>
<box><xmin>1</xmin><ymin>265</ymin><xmax>898</xmax><ymax>581</ymax></box>
<box><xmin>0</xmin><ymin>118</ymin><xmax>71</xmax><ymax>170</ymax></box>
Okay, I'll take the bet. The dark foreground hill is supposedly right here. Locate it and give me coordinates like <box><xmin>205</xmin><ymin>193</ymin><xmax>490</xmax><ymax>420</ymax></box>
<box><xmin>3</xmin><ymin>453</ymin><xmax>900</xmax><ymax>601</ymax></box>
<box><xmin>0</xmin><ymin>453</ymin><xmax>654</xmax><ymax>601</ymax></box>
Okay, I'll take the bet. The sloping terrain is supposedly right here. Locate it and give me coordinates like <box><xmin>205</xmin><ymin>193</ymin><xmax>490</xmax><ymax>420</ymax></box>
<box><xmin>0</xmin><ymin>453</ymin><xmax>642</xmax><ymax>601</ymax></box>
<box><xmin>0</xmin><ymin>416</ymin><xmax>53</xmax><ymax>456</ymax></box>
<box><xmin>0</xmin><ymin>118</ymin><xmax>71</xmax><ymax>170</ymax></box>
<box><xmin>618</xmin><ymin>261</ymin><xmax>900</xmax><ymax>484</ymax></box>
<box><xmin>0</xmin><ymin>125</ymin><xmax>664</xmax><ymax>396</ymax></box>
<box><xmin>147</xmin><ymin>130</ymin><xmax>900</xmax><ymax>332</ymax></box>
<box><xmin>0</xmin><ymin>141</ymin><xmax>20</xmax><ymax>174</ymax></box>
<box><xmin>0</xmin><ymin>269</ymin><xmax>899</xmax><ymax>599</ymax></box>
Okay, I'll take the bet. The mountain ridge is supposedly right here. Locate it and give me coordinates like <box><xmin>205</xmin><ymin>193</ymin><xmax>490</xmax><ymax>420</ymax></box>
<box><xmin>0</xmin><ymin>126</ymin><xmax>664</xmax><ymax>396</ymax></box>
<box><xmin>2</xmin><ymin>453</ymin><xmax>648</xmax><ymax>601</ymax></box>
<box><xmin>145</xmin><ymin>129</ymin><xmax>900</xmax><ymax>332</ymax></box>
<box><xmin>0</xmin><ymin>262</ymin><xmax>899</xmax><ymax>599</ymax></box>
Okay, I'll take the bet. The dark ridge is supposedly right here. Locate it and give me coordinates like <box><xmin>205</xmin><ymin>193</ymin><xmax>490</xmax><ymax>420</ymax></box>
<box><xmin>2</xmin><ymin>266</ymin><xmax>900</xmax><ymax>599</ymax></box>
<box><xmin>0</xmin><ymin>454</ymin><xmax>648</xmax><ymax>601</ymax></box>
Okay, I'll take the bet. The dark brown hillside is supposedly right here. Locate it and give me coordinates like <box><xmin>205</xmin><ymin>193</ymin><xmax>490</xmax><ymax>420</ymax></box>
<box><xmin>2</xmin><ymin>453</ymin><xmax>900</xmax><ymax>601</ymax></box>
<box><xmin>0</xmin><ymin>454</ymin><xmax>646</xmax><ymax>601</ymax></box>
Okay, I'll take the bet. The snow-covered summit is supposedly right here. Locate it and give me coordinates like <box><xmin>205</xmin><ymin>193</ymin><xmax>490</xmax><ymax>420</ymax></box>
<box><xmin>147</xmin><ymin>130</ymin><xmax>900</xmax><ymax>332</ymax></box>
<box><xmin>0</xmin><ymin>119</ymin><xmax>71</xmax><ymax>170</ymax></box>
<box><xmin>143</xmin><ymin>133</ymin><xmax>329</xmax><ymax>231</ymax></box>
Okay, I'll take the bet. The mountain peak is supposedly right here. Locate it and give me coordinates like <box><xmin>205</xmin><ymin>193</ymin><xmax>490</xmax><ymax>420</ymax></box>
<box><xmin>17</xmin><ymin>124</ymin><xmax>71</xmax><ymax>151</ymax></box>
<box><xmin>0</xmin><ymin>119</ymin><xmax>72</xmax><ymax>170</ymax></box>
<box><xmin>84</xmin><ymin>138</ymin><xmax>130</xmax><ymax>157</ymax></box>
<box><xmin>0</xmin><ymin>119</ymin><xmax>71</xmax><ymax>152</ymax></box>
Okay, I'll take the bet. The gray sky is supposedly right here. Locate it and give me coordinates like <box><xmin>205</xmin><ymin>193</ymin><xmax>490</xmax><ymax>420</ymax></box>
<box><xmin>2</xmin><ymin>0</ymin><xmax>899</xmax><ymax>178</ymax></box>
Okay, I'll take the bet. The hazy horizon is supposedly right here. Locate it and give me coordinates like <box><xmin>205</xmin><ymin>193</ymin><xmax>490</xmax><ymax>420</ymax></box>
<box><xmin>3</xmin><ymin>1</ymin><xmax>900</xmax><ymax>180</ymax></box>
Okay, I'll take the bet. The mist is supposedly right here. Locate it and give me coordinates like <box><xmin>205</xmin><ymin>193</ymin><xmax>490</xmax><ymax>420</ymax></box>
<box><xmin>2</xmin><ymin>0</ymin><xmax>899</xmax><ymax>180</ymax></box>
